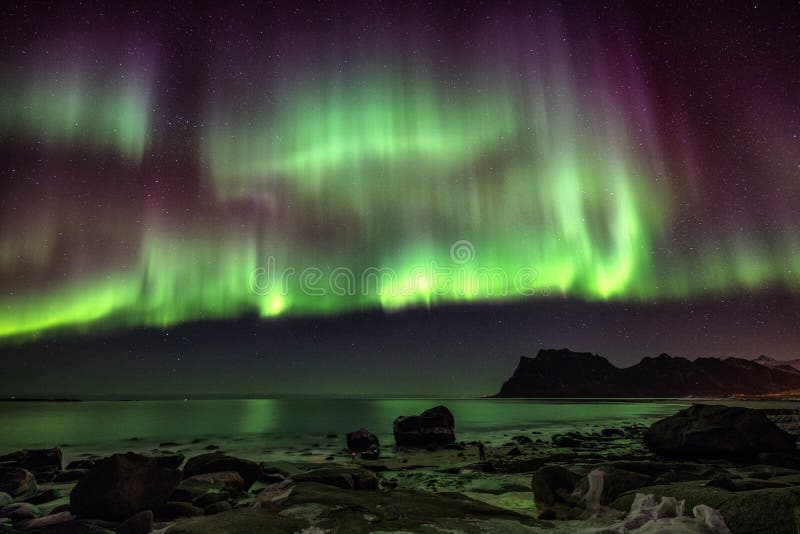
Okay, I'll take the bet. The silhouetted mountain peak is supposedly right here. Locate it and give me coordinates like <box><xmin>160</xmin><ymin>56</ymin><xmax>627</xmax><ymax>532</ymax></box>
<box><xmin>495</xmin><ymin>348</ymin><xmax>800</xmax><ymax>398</ymax></box>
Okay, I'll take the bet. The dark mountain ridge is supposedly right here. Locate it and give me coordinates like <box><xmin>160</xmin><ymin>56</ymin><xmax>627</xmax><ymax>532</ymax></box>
<box><xmin>495</xmin><ymin>348</ymin><xmax>800</xmax><ymax>397</ymax></box>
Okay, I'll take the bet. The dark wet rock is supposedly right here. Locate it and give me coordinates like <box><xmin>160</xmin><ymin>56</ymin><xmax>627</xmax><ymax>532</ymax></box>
<box><xmin>152</xmin><ymin>452</ymin><xmax>184</xmax><ymax>470</ymax></box>
<box><xmin>506</xmin><ymin>447</ymin><xmax>522</xmax><ymax>457</ymax></box>
<box><xmin>66</xmin><ymin>460</ymin><xmax>96</xmax><ymax>471</ymax></box>
<box><xmin>167</xmin><ymin>481</ymin><xmax>550</xmax><ymax>533</ymax></box>
<box><xmin>50</xmin><ymin>504</ymin><xmax>70</xmax><ymax>514</ymax></box>
<box><xmin>183</xmin><ymin>453</ymin><xmax>261</xmax><ymax>489</ymax></box>
<box><xmin>69</xmin><ymin>452</ymin><xmax>181</xmax><ymax>521</ymax></box>
<box><xmin>156</xmin><ymin>501</ymin><xmax>204</xmax><ymax>520</ymax></box>
<box><xmin>203</xmin><ymin>445</ymin><xmax>219</xmax><ymax>451</ymax></box>
<box><xmin>54</xmin><ymin>469</ymin><xmax>88</xmax><ymax>483</ymax></box>
<box><xmin>0</xmin><ymin>502</ymin><xmax>42</xmax><ymax>522</ymax></box>
<box><xmin>346</xmin><ymin>428</ymin><xmax>379</xmax><ymax>453</ymax></box>
<box><xmin>203</xmin><ymin>501</ymin><xmax>231</xmax><ymax>515</ymax></box>
<box><xmin>0</xmin><ymin>448</ymin><xmax>62</xmax><ymax>481</ymax></box>
<box><xmin>117</xmin><ymin>510</ymin><xmax>152</xmax><ymax>534</ymax></box>
<box><xmin>393</xmin><ymin>405</ymin><xmax>455</xmax><ymax>448</ymax></box>
<box><xmin>28</xmin><ymin>488</ymin><xmax>64</xmax><ymax>505</ymax></box>
<box><xmin>359</xmin><ymin>446</ymin><xmax>380</xmax><ymax>460</ymax></box>
<box><xmin>0</xmin><ymin>493</ymin><xmax>10</xmax><ymax>507</ymax></box>
<box><xmin>0</xmin><ymin>467</ymin><xmax>37</xmax><ymax>500</ymax></box>
<box><xmin>644</xmin><ymin>404</ymin><xmax>797</xmax><ymax>460</ymax></box>
<box><xmin>193</xmin><ymin>491</ymin><xmax>229</xmax><ymax>508</ymax></box>
<box><xmin>19</xmin><ymin>511</ymin><xmax>75</xmax><ymax>530</ymax></box>
<box><xmin>159</xmin><ymin>442</ymin><xmax>180</xmax><ymax>447</ymax></box>
<box><xmin>293</xmin><ymin>467</ymin><xmax>379</xmax><ymax>490</ymax></box>
<box><xmin>172</xmin><ymin>472</ymin><xmax>244</xmax><ymax>502</ymax></box>
<box><xmin>576</xmin><ymin>467</ymin><xmax>651</xmax><ymax>505</ymax></box>
<box><xmin>511</xmin><ymin>435</ymin><xmax>533</xmax><ymax>445</ymax></box>
<box><xmin>551</xmin><ymin>434</ymin><xmax>582</xmax><ymax>448</ymax></box>
<box><xmin>531</xmin><ymin>465</ymin><xmax>581</xmax><ymax>506</ymax></box>
<box><xmin>706</xmin><ymin>475</ymin><xmax>738</xmax><ymax>491</ymax></box>
<box><xmin>601</xmin><ymin>428</ymin><xmax>624</xmax><ymax>437</ymax></box>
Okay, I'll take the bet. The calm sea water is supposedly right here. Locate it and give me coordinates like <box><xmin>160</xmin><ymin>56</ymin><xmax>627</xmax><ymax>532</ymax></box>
<box><xmin>1</xmin><ymin>398</ymin><xmax>692</xmax><ymax>458</ymax></box>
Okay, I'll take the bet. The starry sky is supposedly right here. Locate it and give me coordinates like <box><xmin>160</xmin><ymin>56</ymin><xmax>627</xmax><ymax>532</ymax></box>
<box><xmin>1</xmin><ymin>1</ymin><xmax>800</xmax><ymax>396</ymax></box>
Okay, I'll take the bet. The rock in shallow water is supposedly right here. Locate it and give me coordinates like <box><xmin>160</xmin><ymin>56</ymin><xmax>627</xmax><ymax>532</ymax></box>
<box><xmin>69</xmin><ymin>452</ymin><xmax>182</xmax><ymax>521</ymax></box>
<box><xmin>346</xmin><ymin>428</ymin><xmax>379</xmax><ymax>453</ymax></box>
<box><xmin>393</xmin><ymin>405</ymin><xmax>456</xmax><ymax>448</ymax></box>
<box><xmin>644</xmin><ymin>404</ymin><xmax>797</xmax><ymax>460</ymax></box>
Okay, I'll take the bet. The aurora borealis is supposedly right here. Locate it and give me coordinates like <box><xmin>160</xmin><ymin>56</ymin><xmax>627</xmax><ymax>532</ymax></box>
<box><xmin>1</xmin><ymin>1</ymin><xmax>800</xmax><ymax>348</ymax></box>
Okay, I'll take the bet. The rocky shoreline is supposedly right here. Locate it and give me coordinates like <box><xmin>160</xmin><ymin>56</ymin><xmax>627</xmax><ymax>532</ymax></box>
<box><xmin>1</xmin><ymin>404</ymin><xmax>799</xmax><ymax>533</ymax></box>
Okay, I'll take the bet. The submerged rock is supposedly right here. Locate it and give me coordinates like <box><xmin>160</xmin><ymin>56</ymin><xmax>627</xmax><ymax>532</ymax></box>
<box><xmin>69</xmin><ymin>452</ymin><xmax>182</xmax><ymax>521</ymax></box>
<box><xmin>393</xmin><ymin>405</ymin><xmax>456</xmax><ymax>448</ymax></box>
<box><xmin>644</xmin><ymin>404</ymin><xmax>797</xmax><ymax>460</ymax></box>
<box><xmin>183</xmin><ymin>453</ymin><xmax>261</xmax><ymax>489</ymax></box>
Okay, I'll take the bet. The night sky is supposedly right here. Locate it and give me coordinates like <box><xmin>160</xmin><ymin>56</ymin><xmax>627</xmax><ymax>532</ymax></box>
<box><xmin>1</xmin><ymin>1</ymin><xmax>800</xmax><ymax>396</ymax></box>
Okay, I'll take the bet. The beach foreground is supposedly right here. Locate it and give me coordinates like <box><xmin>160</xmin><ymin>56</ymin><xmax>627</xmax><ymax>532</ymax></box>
<box><xmin>1</xmin><ymin>401</ymin><xmax>800</xmax><ymax>533</ymax></box>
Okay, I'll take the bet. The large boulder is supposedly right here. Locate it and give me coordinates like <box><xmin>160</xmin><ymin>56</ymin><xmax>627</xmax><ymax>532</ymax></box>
<box><xmin>644</xmin><ymin>404</ymin><xmax>797</xmax><ymax>460</ymax></box>
<box><xmin>531</xmin><ymin>465</ymin><xmax>581</xmax><ymax>506</ymax></box>
<box><xmin>69</xmin><ymin>452</ymin><xmax>182</xmax><ymax>521</ymax></box>
<box><xmin>183</xmin><ymin>453</ymin><xmax>261</xmax><ymax>489</ymax></box>
<box><xmin>346</xmin><ymin>428</ymin><xmax>379</xmax><ymax>453</ymax></box>
<box><xmin>0</xmin><ymin>467</ymin><xmax>37</xmax><ymax>500</ymax></box>
<box><xmin>0</xmin><ymin>448</ymin><xmax>62</xmax><ymax>481</ymax></box>
<box><xmin>393</xmin><ymin>405</ymin><xmax>455</xmax><ymax>448</ymax></box>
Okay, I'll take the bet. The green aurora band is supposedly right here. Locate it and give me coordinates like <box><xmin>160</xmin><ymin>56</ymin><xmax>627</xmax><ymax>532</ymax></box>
<box><xmin>1</xmin><ymin>60</ymin><xmax>799</xmax><ymax>341</ymax></box>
